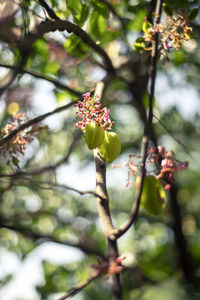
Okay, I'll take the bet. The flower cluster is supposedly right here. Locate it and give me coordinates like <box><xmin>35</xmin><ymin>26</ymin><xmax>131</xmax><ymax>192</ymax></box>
<box><xmin>113</xmin><ymin>146</ymin><xmax>188</xmax><ymax>190</ymax></box>
<box><xmin>160</xmin><ymin>13</ymin><xmax>192</xmax><ymax>52</ymax></box>
<box><xmin>75</xmin><ymin>92</ymin><xmax>114</xmax><ymax>131</ymax></box>
<box><xmin>0</xmin><ymin>113</ymin><xmax>48</xmax><ymax>167</ymax></box>
<box><xmin>92</xmin><ymin>256</ymin><xmax>125</xmax><ymax>277</ymax></box>
<box><xmin>149</xmin><ymin>146</ymin><xmax>188</xmax><ymax>190</ymax></box>
<box><xmin>134</xmin><ymin>10</ymin><xmax>192</xmax><ymax>60</ymax></box>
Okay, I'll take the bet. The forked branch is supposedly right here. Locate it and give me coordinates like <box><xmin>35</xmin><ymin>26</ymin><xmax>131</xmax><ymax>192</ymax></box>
<box><xmin>112</xmin><ymin>0</ymin><xmax>163</xmax><ymax>240</ymax></box>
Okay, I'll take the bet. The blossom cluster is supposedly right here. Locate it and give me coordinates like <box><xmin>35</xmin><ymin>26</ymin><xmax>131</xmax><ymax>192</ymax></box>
<box><xmin>92</xmin><ymin>256</ymin><xmax>125</xmax><ymax>277</ymax></box>
<box><xmin>149</xmin><ymin>146</ymin><xmax>188</xmax><ymax>190</ymax></box>
<box><xmin>134</xmin><ymin>11</ymin><xmax>192</xmax><ymax>60</ymax></box>
<box><xmin>0</xmin><ymin>113</ymin><xmax>48</xmax><ymax>167</ymax></box>
<box><xmin>0</xmin><ymin>113</ymin><xmax>31</xmax><ymax>166</ymax></box>
<box><xmin>75</xmin><ymin>92</ymin><xmax>114</xmax><ymax>131</ymax></box>
<box><xmin>159</xmin><ymin>13</ymin><xmax>192</xmax><ymax>52</ymax></box>
<box><xmin>113</xmin><ymin>146</ymin><xmax>188</xmax><ymax>190</ymax></box>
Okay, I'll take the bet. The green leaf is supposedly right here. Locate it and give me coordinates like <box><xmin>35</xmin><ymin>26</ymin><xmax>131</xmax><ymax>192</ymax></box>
<box><xmin>64</xmin><ymin>34</ymin><xmax>80</xmax><ymax>53</ymax></box>
<box><xmin>33</xmin><ymin>39</ymin><xmax>49</xmax><ymax>59</ymax></box>
<box><xmin>133</xmin><ymin>42</ymin><xmax>145</xmax><ymax>51</ymax></box>
<box><xmin>12</xmin><ymin>157</ymin><xmax>19</xmax><ymax>168</ymax></box>
<box><xmin>56</xmin><ymin>91</ymin><xmax>69</xmax><ymax>103</ymax></box>
<box><xmin>44</xmin><ymin>61</ymin><xmax>60</xmax><ymax>76</ymax></box>
<box><xmin>90</xmin><ymin>0</ymin><xmax>109</xmax><ymax>18</ymax></box>
<box><xmin>79</xmin><ymin>4</ymin><xmax>90</xmax><ymax>26</ymax></box>
<box><xmin>135</xmin><ymin>37</ymin><xmax>145</xmax><ymax>43</ymax></box>
<box><xmin>189</xmin><ymin>8</ymin><xmax>198</xmax><ymax>21</ymax></box>
<box><xmin>89</xmin><ymin>10</ymin><xmax>107</xmax><ymax>39</ymax></box>
<box><xmin>67</xmin><ymin>0</ymin><xmax>86</xmax><ymax>25</ymax></box>
<box><xmin>164</xmin><ymin>0</ymin><xmax>189</xmax><ymax>9</ymax></box>
<box><xmin>127</xmin><ymin>10</ymin><xmax>147</xmax><ymax>31</ymax></box>
<box><xmin>64</xmin><ymin>34</ymin><xmax>90</xmax><ymax>58</ymax></box>
<box><xmin>142</xmin><ymin>21</ymin><xmax>152</xmax><ymax>34</ymax></box>
<box><xmin>172</xmin><ymin>49</ymin><xmax>186</xmax><ymax>66</ymax></box>
<box><xmin>163</xmin><ymin>3</ymin><xmax>173</xmax><ymax>16</ymax></box>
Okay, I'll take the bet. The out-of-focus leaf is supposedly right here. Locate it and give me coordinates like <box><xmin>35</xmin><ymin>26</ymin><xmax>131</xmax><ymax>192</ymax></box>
<box><xmin>44</xmin><ymin>61</ymin><xmax>60</xmax><ymax>76</ymax></box>
<box><xmin>172</xmin><ymin>49</ymin><xmax>186</xmax><ymax>66</ymax></box>
<box><xmin>165</xmin><ymin>0</ymin><xmax>189</xmax><ymax>9</ymax></box>
<box><xmin>142</xmin><ymin>21</ymin><xmax>152</xmax><ymax>34</ymax></box>
<box><xmin>64</xmin><ymin>34</ymin><xmax>80</xmax><ymax>53</ymax></box>
<box><xmin>64</xmin><ymin>34</ymin><xmax>90</xmax><ymax>57</ymax></box>
<box><xmin>163</xmin><ymin>3</ymin><xmax>173</xmax><ymax>16</ymax></box>
<box><xmin>32</xmin><ymin>39</ymin><xmax>49</xmax><ymax>59</ymax></box>
<box><xmin>189</xmin><ymin>8</ymin><xmax>199</xmax><ymax>21</ymax></box>
<box><xmin>89</xmin><ymin>10</ymin><xmax>107</xmax><ymax>39</ymax></box>
<box><xmin>133</xmin><ymin>42</ymin><xmax>145</xmax><ymax>51</ymax></box>
<box><xmin>90</xmin><ymin>0</ymin><xmax>109</xmax><ymax>18</ymax></box>
<box><xmin>67</xmin><ymin>0</ymin><xmax>89</xmax><ymax>25</ymax></box>
<box><xmin>127</xmin><ymin>10</ymin><xmax>147</xmax><ymax>31</ymax></box>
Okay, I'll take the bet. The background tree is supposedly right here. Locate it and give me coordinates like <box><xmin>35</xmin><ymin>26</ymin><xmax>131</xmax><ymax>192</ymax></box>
<box><xmin>0</xmin><ymin>0</ymin><xmax>200</xmax><ymax>299</ymax></box>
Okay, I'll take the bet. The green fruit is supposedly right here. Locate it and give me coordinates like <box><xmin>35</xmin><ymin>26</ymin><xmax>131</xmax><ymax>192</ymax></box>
<box><xmin>84</xmin><ymin>122</ymin><xmax>105</xmax><ymax>149</ymax></box>
<box><xmin>136</xmin><ymin>176</ymin><xmax>165</xmax><ymax>215</ymax></box>
<box><xmin>98</xmin><ymin>131</ymin><xmax>121</xmax><ymax>163</ymax></box>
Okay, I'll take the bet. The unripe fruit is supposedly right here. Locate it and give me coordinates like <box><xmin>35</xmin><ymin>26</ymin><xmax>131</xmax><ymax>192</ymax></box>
<box><xmin>136</xmin><ymin>176</ymin><xmax>165</xmax><ymax>215</ymax></box>
<box><xmin>99</xmin><ymin>131</ymin><xmax>121</xmax><ymax>163</ymax></box>
<box><xmin>84</xmin><ymin>122</ymin><xmax>105</xmax><ymax>149</ymax></box>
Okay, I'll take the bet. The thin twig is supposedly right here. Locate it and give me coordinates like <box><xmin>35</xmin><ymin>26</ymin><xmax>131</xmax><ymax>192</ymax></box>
<box><xmin>58</xmin><ymin>272</ymin><xmax>101</xmax><ymax>300</ymax></box>
<box><xmin>22</xmin><ymin>178</ymin><xmax>107</xmax><ymax>201</ymax></box>
<box><xmin>0</xmin><ymin>18</ymin><xmax>115</xmax><ymax>93</ymax></box>
<box><xmin>0</xmin><ymin>63</ymin><xmax>82</xmax><ymax>97</ymax></box>
<box><xmin>0</xmin><ymin>220</ymin><xmax>105</xmax><ymax>258</ymax></box>
<box><xmin>113</xmin><ymin>0</ymin><xmax>163</xmax><ymax>240</ymax></box>
<box><xmin>0</xmin><ymin>129</ymin><xmax>81</xmax><ymax>178</ymax></box>
<box><xmin>0</xmin><ymin>101</ymin><xmax>78</xmax><ymax>148</ymax></box>
<box><xmin>153</xmin><ymin>113</ymin><xmax>191</xmax><ymax>155</ymax></box>
<box><xmin>37</xmin><ymin>0</ymin><xmax>59</xmax><ymax>20</ymax></box>
<box><xmin>99</xmin><ymin>0</ymin><xmax>122</xmax><ymax>24</ymax></box>
<box><xmin>93</xmin><ymin>83</ymin><xmax>122</xmax><ymax>300</ymax></box>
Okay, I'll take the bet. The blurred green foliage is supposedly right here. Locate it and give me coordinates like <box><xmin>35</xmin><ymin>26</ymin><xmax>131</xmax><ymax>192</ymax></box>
<box><xmin>0</xmin><ymin>0</ymin><xmax>200</xmax><ymax>299</ymax></box>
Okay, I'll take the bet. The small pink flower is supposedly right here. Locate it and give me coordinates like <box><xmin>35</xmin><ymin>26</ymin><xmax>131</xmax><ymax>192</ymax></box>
<box><xmin>75</xmin><ymin>92</ymin><xmax>114</xmax><ymax>131</ymax></box>
<box><xmin>0</xmin><ymin>113</ymin><xmax>48</xmax><ymax>167</ymax></box>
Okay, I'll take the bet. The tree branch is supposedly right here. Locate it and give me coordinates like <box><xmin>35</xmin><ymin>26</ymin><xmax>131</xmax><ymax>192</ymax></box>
<box><xmin>0</xmin><ymin>63</ymin><xmax>83</xmax><ymax>97</ymax></box>
<box><xmin>93</xmin><ymin>83</ymin><xmax>122</xmax><ymax>300</ymax></box>
<box><xmin>58</xmin><ymin>272</ymin><xmax>101</xmax><ymax>300</ymax></box>
<box><xmin>153</xmin><ymin>113</ymin><xmax>191</xmax><ymax>155</ymax></box>
<box><xmin>21</xmin><ymin>178</ymin><xmax>107</xmax><ymax>201</ymax></box>
<box><xmin>0</xmin><ymin>129</ymin><xmax>81</xmax><ymax>178</ymax></box>
<box><xmin>0</xmin><ymin>100</ymin><xmax>78</xmax><ymax>148</ymax></box>
<box><xmin>37</xmin><ymin>0</ymin><xmax>59</xmax><ymax>20</ymax></box>
<box><xmin>169</xmin><ymin>184</ymin><xmax>194</xmax><ymax>281</ymax></box>
<box><xmin>0</xmin><ymin>18</ymin><xmax>114</xmax><ymax>93</ymax></box>
<box><xmin>112</xmin><ymin>0</ymin><xmax>163</xmax><ymax>240</ymax></box>
<box><xmin>0</xmin><ymin>220</ymin><xmax>105</xmax><ymax>259</ymax></box>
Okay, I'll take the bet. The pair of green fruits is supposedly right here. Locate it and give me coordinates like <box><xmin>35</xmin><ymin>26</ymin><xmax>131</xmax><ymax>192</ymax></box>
<box><xmin>84</xmin><ymin>121</ymin><xmax>121</xmax><ymax>163</ymax></box>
